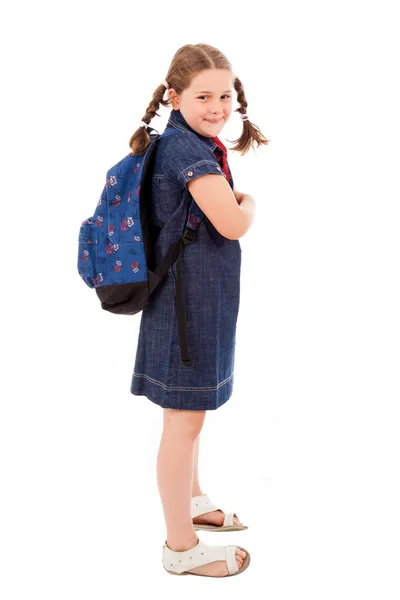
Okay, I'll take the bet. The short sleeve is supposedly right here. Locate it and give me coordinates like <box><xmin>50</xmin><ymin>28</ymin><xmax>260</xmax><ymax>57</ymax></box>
<box><xmin>162</xmin><ymin>131</ymin><xmax>224</xmax><ymax>188</ymax></box>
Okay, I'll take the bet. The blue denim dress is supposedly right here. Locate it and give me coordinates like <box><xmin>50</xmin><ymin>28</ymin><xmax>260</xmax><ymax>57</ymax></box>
<box><xmin>130</xmin><ymin>109</ymin><xmax>242</xmax><ymax>410</ymax></box>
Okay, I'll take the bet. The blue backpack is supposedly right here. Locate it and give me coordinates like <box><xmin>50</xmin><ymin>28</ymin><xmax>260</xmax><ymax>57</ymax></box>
<box><xmin>77</xmin><ymin>126</ymin><xmax>204</xmax><ymax>366</ymax></box>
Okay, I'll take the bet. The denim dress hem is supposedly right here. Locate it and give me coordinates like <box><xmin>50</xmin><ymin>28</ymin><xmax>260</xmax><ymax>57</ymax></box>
<box><xmin>131</xmin><ymin>370</ymin><xmax>234</xmax><ymax>411</ymax></box>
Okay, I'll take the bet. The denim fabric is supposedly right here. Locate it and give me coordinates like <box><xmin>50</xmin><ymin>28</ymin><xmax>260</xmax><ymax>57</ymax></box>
<box><xmin>130</xmin><ymin>109</ymin><xmax>242</xmax><ymax>410</ymax></box>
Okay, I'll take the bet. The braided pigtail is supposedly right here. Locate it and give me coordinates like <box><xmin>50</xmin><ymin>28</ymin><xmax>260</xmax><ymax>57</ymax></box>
<box><xmin>129</xmin><ymin>81</ymin><xmax>171</xmax><ymax>156</ymax></box>
<box><xmin>226</xmin><ymin>75</ymin><xmax>269</xmax><ymax>156</ymax></box>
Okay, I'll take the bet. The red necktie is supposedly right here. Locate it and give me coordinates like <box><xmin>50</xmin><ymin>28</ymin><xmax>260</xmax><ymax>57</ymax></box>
<box><xmin>211</xmin><ymin>136</ymin><xmax>231</xmax><ymax>184</ymax></box>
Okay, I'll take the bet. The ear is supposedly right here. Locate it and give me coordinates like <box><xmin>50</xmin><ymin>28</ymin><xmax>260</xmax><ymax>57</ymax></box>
<box><xmin>168</xmin><ymin>89</ymin><xmax>180</xmax><ymax>110</ymax></box>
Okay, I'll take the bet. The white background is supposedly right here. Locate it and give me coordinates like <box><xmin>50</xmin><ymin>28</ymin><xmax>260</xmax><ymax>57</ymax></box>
<box><xmin>2</xmin><ymin>0</ymin><xmax>400</xmax><ymax>597</ymax></box>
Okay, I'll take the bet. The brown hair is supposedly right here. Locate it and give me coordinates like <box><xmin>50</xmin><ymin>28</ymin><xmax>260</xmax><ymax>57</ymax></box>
<box><xmin>129</xmin><ymin>43</ymin><xmax>269</xmax><ymax>156</ymax></box>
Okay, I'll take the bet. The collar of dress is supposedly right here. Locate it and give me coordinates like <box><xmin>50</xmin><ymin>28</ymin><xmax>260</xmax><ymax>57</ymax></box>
<box><xmin>166</xmin><ymin>109</ymin><xmax>224</xmax><ymax>154</ymax></box>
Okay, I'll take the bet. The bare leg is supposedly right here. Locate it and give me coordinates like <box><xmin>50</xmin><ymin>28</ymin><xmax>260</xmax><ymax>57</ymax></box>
<box><xmin>157</xmin><ymin>408</ymin><xmax>204</xmax><ymax>551</ymax></box>
<box><xmin>192</xmin><ymin>435</ymin><xmax>203</xmax><ymax>497</ymax></box>
<box><xmin>157</xmin><ymin>408</ymin><xmax>246</xmax><ymax>576</ymax></box>
<box><xmin>191</xmin><ymin>434</ymin><xmax>243</xmax><ymax>527</ymax></box>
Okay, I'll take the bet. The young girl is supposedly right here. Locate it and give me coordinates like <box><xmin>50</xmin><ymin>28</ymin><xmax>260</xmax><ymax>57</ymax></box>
<box><xmin>129</xmin><ymin>43</ymin><xmax>268</xmax><ymax>577</ymax></box>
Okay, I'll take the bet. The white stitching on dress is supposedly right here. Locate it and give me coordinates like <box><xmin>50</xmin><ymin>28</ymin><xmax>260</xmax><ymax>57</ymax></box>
<box><xmin>178</xmin><ymin>159</ymin><xmax>222</xmax><ymax>184</ymax></box>
<box><xmin>132</xmin><ymin>370</ymin><xmax>234</xmax><ymax>391</ymax></box>
<box><xmin>166</xmin><ymin>119</ymin><xmax>187</xmax><ymax>133</ymax></box>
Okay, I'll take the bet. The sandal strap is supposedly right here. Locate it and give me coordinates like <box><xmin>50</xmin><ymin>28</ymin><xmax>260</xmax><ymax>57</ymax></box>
<box><xmin>162</xmin><ymin>538</ymin><xmax>239</xmax><ymax>575</ymax></box>
<box><xmin>223</xmin><ymin>512</ymin><xmax>236</xmax><ymax>527</ymax></box>
<box><xmin>191</xmin><ymin>494</ymin><xmax>237</xmax><ymax>527</ymax></box>
<box><xmin>191</xmin><ymin>494</ymin><xmax>220</xmax><ymax>518</ymax></box>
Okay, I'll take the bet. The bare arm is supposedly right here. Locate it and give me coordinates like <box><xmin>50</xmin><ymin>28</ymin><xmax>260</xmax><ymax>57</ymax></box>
<box><xmin>238</xmin><ymin>194</ymin><xmax>256</xmax><ymax>234</ymax></box>
<box><xmin>233</xmin><ymin>185</ymin><xmax>244</xmax><ymax>203</ymax></box>
<box><xmin>187</xmin><ymin>175</ymin><xmax>255</xmax><ymax>240</ymax></box>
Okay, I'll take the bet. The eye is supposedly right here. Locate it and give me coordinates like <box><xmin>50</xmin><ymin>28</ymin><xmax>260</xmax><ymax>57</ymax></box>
<box><xmin>197</xmin><ymin>95</ymin><xmax>232</xmax><ymax>100</ymax></box>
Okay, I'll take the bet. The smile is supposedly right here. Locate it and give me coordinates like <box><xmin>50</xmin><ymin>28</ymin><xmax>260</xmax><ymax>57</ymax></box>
<box><xmin>205</xmin><ymin>118</ymin><xmax>223</xmax><ymax>124</ymax></box>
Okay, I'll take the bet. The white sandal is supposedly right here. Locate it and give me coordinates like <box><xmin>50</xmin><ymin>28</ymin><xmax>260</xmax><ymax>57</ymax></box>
<box><xmin>162</xmin><ymin>537</ymin><xmax>251</xmax><ymax>576</ymax></box>
<box><xmin>191</xmin><ymin>494</ymin><xmax>248</xmax><ymax>532</ymax></box>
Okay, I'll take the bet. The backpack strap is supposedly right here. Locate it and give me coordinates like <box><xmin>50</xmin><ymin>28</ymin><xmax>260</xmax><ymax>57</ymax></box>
<box><xmin>150</xmin><ymin>127</ymin><xmax>206</xmax><ymax>367</ymax></box>
<box><xmin>151</xmin><ymin>200</ymin><xmax>202</xmax><ymax>367</ymax></box>
<box><xmin>174</xmin><ymin>198</ymin><xmax>204</xmax><ymax>365</ymax></box>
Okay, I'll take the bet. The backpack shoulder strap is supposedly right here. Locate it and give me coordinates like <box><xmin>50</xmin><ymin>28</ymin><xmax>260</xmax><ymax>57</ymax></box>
<box><xmin>157</xmin><ymin>127</ymin><xmax>205</xmax><ymax>236</ymax></box>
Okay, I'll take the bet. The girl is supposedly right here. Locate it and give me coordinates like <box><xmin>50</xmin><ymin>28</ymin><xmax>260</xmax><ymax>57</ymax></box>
<box><xmin>129</xmin><ymin>43</ymin><xmax>268</xmax><ymax>577</ymax></box>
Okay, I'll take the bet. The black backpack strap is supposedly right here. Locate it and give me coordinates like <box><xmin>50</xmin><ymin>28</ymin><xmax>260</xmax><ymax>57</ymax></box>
<box><xmin>152</xmin><ymin>200</ymin><xmax>203</xmax><ymax>367</ymax></box>
<box><xmin>146</xmin><ymin>126</ymin><xmax>205</xmax><ymax>366</ymax></box>
<box><xmin>174</xmin><ymin>227</ymin><xmax>197</xmax><ymax>366</ymax></box>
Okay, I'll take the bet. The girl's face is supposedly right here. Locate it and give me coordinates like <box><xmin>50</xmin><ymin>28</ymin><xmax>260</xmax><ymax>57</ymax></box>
<box><xmin>169</xmin><ymin>69</ymin><xmax>233</xmax><ymax>138</ymax></box>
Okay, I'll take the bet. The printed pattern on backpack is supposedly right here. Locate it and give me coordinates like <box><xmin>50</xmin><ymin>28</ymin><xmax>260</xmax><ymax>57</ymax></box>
<box><xmin>77</xmin><ymin>127</ymin><xmax>206</xmax><ymax>292</ymax></box>
<box><xmin>77</xmin><ymin>153</ymin><xmax>148</xmax><ymax>289</ymax></box>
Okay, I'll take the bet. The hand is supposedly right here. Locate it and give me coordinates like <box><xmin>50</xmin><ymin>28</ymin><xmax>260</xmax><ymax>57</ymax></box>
<box><xmin>233</xmin><ymin>188</ymin><xmax>245</xmax><ymax>204</ymax></box>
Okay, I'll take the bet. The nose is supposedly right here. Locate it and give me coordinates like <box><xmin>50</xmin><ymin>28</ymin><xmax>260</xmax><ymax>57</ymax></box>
<box><xmin>210</xmin><ymin>109</ymin><xmax>224</xmax><ymax>119</ymax></box>
<box><xmin>211</xmin><ymin>101</ymin><xmax>225</xmax><ymax>114</ymax></box>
